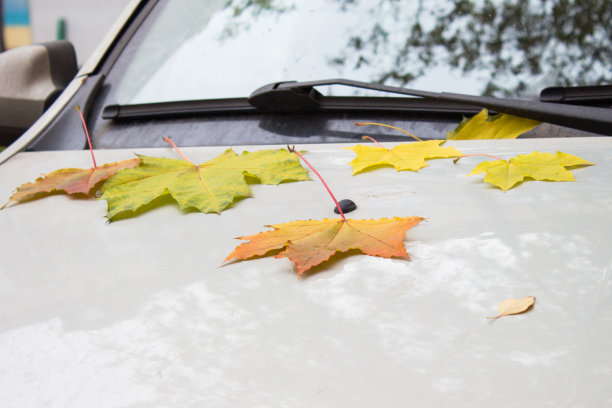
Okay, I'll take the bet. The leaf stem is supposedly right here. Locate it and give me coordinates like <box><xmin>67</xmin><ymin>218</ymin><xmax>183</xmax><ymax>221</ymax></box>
<box><xmin>163</xmin><ymin>137</ymin><xmax>195</xmax><ymax>165</ymax></box>
<box><xmin>75</xmin><ymin>105</ymin><xmax>97</xmax><ymax>169</ymax></box>
<box><xmin>287</xmin><ymin>145</ymin><xmax>345</xmax><ymax>220</ymax></box>
<box><xmin>361</xmin><ymin>135</ymin><xmax>386</xmax><ymax>148</ymax></box>
<box><xmin>453</xmin><ymin>153</ymin><xmax>504</xmax><ymax>164</ymax></box>
<box><xmin>354</xmin><ymin>121</ymin><xmax>423</xmax><ymax>142</ymax></box>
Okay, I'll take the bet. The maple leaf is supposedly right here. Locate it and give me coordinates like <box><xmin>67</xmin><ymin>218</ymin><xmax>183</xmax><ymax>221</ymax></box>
<box><xmin>100</xmin><ymin>148</ymin><xmax>310</xmax><ymax>219</ymax></box>
<box><xmin>345</xmin><ymin>141</ymin><xmax>461</xmax><ymax>175</ymax></box>
<box><xmin>1</xmin><ymin>158</ymin><xmax>140</xmax><ymax>209</ymax></box>
<box><xmin>465</xmin><ymin>151</ymin><xmax>594</xmax><ymax>191</ymax></box>
<box><xmin>224</xmin><ymin>216</ymin><xmax>424</xmax><ymax>276</ymax></box>
<box><xmin>447</xmin><ymin>108</ymin><xmax>540</xmax><ymax>140</ymax></box>
<box><xmin>487</xmin><ymin>296</ymin><xmax>535</xmax><ymax>320</ymax></box>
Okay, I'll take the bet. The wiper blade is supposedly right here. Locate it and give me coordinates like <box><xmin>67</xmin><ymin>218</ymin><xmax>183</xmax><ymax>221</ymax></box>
<box><xmin>248</xmin><ymin>78</ymin><xmax>612</xmax><ymax>136</ymax></box>
<box><xmin>102</xmin><ymin>96</ymin><xmax>480</xmax><ymax>120</ymax></box>
<box><xmin>102</xmin><ymin>98</ymin><xmax>258</xmax><ymax>119</ymax></box>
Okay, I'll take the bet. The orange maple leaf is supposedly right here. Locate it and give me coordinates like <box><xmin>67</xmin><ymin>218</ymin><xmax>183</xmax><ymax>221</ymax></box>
<box><xmin>2</xmin><ymin>158</ymin><xmax>140</xmax><ymax>209</ymax></box>
<box><xmin>225</xmin><ymin>216</ymin><xmax>424</xmax><ymax>276</ymax></box>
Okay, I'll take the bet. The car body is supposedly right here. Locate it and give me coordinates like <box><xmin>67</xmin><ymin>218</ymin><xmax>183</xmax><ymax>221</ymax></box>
<box><xmin>1</xmin><ymin>1</ymin><xmax>611</xmax><ymax>406</ymax></box>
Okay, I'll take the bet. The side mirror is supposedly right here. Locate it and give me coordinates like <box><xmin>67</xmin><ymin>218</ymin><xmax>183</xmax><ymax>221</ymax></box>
<box><xmin>0</xmin><ymin>40</ymin><xmax>77</xmax><ymax>145</ymax></box>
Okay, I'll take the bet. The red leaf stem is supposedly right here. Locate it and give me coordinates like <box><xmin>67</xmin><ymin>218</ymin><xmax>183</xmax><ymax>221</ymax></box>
<box><xmin>361</xmin><ymin>135</ymin><xmax>386</xmax><ymax>148</ymax></box>
<box><xmin>163</xmin><ymin>137</ymin><xmax>196</xmax><ymax>165</ymax></box>
<box><xmin>287</xmin><ymin>145</ymin><xmax>345</xmax><ymax>220</ymax></box>
<box><xmin>75</xmin><ymin>105</ymin><xmax>97</xmax><ymax>169</ymax></box>
<box><xmin>453</xmin><ymin>153</ymin><xmax>504</xmax><ymax>164</ymax></box>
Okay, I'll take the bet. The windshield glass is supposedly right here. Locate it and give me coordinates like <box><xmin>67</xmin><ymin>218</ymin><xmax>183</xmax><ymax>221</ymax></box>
<box><xmin>109</xmin><ymin>0</ymin><xmax>612</xmax><ymax>105</ymax></box>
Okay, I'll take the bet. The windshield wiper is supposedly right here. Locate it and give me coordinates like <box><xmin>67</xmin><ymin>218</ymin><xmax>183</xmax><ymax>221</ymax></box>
<box><xmin>248</xmin><ymin>78</ymin><xmax>612</xmax><ymax>136</ymax></box>
<box><xmin>102</xmin><ymin>95</ymin><xmax>480</xmax><ymax>120</ymax></box>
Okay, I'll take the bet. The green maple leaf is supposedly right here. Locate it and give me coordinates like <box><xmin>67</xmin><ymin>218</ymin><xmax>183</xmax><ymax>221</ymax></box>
<box><xmin>467</xmin><ymin>151</ymin><xmax>594</xmax><ymax>191</ymax></box>
<box><xmin>447</xmin><ymin>109</ymin><xmax>540</xmax><ymax>140</ymax></box>
<box><xmin>100</xmin><ymin>148</ymin><xmax>310</xmax><ymax>219</ymax></box>
<box><xmin>345</xmin><ymin>140</ymin><xmax>462</xmax><ymax>175</ymax></box>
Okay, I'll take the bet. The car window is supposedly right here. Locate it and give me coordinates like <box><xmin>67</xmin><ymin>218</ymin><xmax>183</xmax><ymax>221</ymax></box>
<box><xmin>105</xmin><ymin>0</ymin><xmax>612</xmax><ymax>105</ymax></box>
<box><xmin>71</xmin><ymin>0</ymin><xmax>610</xmax><ymax>151</ymax></box>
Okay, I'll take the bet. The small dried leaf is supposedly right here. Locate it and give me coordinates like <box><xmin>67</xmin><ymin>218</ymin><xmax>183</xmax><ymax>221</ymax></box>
<box><xmin>487</xmin><ymin>296</ymin><xmax>535</xmax><ymax>320</ymax></box>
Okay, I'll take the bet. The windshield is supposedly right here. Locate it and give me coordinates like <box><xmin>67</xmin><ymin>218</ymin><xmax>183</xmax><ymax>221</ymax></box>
<box><xmin>108</xmin><ymin>0</ymin><xmax>612</xmax><ymax>105</ymax></box>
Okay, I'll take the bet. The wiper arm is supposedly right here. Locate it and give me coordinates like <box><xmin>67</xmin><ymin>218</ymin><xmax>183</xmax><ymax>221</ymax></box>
<box><xmin>248</xmin><ymin>78</ymin><xmax>612</xmax><ymax>136</ymax></box>
<box><xmin>540</xmin><ymin>84</ymin><xmax>612</xmax><ymax>107</ymax></box>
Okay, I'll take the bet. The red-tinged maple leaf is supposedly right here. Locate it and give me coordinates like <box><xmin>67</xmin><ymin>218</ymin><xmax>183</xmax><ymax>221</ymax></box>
<box><xmin>1</xmin><ymin>158</ymin><xmax>140</xmax><ymax>209</ymax></box>
<box><xmin>224</xmin><ymin>216</ymin><xmax>424</xmax><ymax>277</ymax></box>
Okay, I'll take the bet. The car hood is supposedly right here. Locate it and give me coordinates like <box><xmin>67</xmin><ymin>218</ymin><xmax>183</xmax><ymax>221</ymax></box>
<box><xmin>1</xmin><ymin>137</ymin><xmax>611</xmax><ymax>406</ymax></box>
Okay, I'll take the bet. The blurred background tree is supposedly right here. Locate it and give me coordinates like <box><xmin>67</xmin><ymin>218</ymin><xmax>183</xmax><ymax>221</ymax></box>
<box><xmin>332</xmin><ymin>0</ymin><xmax>612</xmax><ymax>96</ymax></box>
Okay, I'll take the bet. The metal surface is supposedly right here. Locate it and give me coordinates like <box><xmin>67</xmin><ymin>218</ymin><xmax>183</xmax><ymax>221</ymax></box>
<box><xmin>1</xmin><ymin>138</ymin><xmax>611</xmax><ymax>407</ymax></box>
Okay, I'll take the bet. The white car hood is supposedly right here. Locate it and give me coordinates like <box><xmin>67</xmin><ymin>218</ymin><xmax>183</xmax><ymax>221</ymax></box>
<box><xmin>1</xmin><ymin>138</ymin><xmax>611</xmax><ymax>407</ymax></box>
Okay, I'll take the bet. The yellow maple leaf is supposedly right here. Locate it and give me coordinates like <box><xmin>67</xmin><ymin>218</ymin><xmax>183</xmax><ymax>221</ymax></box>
<box><xmin>345</xmin><ymin>141</ymin><xmax>462</xmax><ymax>175</ymax></box>
<box><xmin>487</xmin><ymin>296</ymin><xmax>535</xmax><ymax>320</ymax></box>
<box><xmin>466</xmin><ymin>151</ymin><xmax>594</xmax><ymax>191</ymax></box>
<box><xmin>447</xmin><ymin>109</ymin><xmax>540</xmax><ymax>140</ymax></box>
